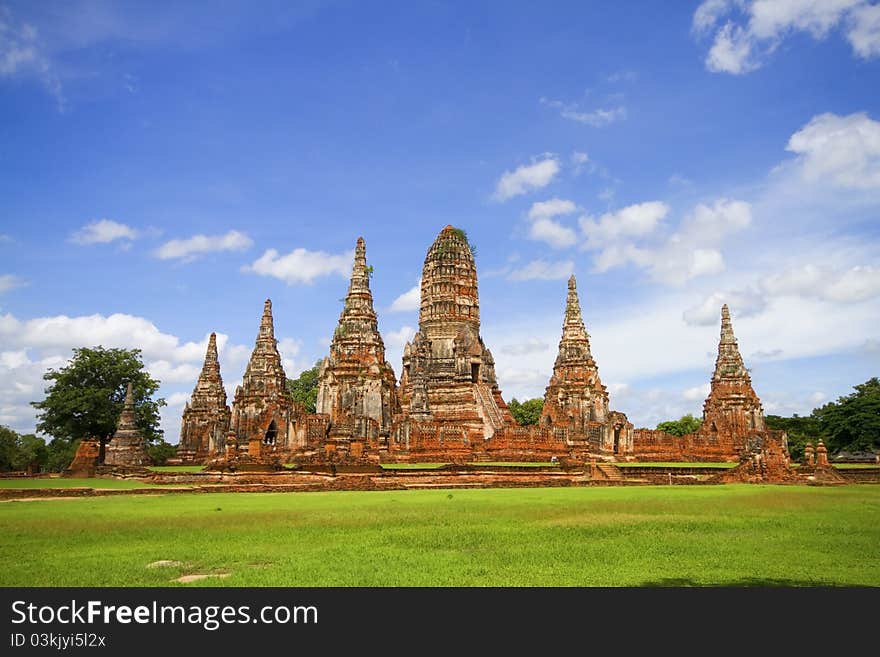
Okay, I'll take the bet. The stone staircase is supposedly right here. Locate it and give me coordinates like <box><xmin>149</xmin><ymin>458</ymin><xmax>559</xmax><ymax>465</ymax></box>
<box><xmin>474</xmin><ymin>384</ymin><xmax>505</xmax><ymax>430</ymax></box>
<box><xmin>595</xmin><ymin>463</ymin><xmax>624</xmax><ymax>482</ymax></box>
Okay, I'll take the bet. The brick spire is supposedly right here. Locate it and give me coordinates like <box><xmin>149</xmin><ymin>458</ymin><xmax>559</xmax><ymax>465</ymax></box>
<box><xmin>117</xmin><ymin>382</ymin><xmax>137</xmax><ymax>430</ymax></box>
<box><xmin>557</xmin><ymin>274</ymin><xmax>592</xmax><ymax>361</ymax></box>
<box><xmin>189</xmin><ymin>332</ymin><xmax>227</xmax><ymax>408</ymax></box>
<box><xmin>419</xmin><ymin>225</ymin><xmax>480</xmax><ymax>335</ymax></box>
<box><xmin>241</xmin><ymin>299</ymin><xmax>287</xmax><ymax>393</ymax></box>
<box><xmin>329</xmin><ymin>236</ymin><xmax>384</xmax><ymax>356</ymax></box>
<box><xmin>712</xmin><ymin>304</ymin><xmax>749</xmax><ymax>383</ymax></box>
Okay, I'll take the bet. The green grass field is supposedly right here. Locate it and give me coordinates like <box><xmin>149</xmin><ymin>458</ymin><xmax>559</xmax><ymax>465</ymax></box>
<box><xmin>148</xmin><ymin>466</ymin><xmax>206</xmax><ymax>473</ymax></box>
<box><xmin>1</xmin><ymin>485</ymin><xmax>878</xmax><ymax>586</ymax></box>
<box><xmin>380</xmin><ymin>463</ymin><xmax>448</xmax><ymax>470</ymax></box>
<box><xmin>615</xmin><ymin>462</ymin><xmax>737</xmax><ymax>469</ymax></box>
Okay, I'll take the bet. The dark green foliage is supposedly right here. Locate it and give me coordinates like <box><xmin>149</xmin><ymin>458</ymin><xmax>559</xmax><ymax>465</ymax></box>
<box><xmin>764</xmin><ymin>414</ymin><xmax>823</xmax><ymax>460</ymax></box>
<box><xmin>46</xmin><ymin>438</ymin><xmax>79</xmax><ymax>473</ymax></box>
<box><xmin>813</xmin><ymin>377</ymin><xmax>880</xmax><ymax>454</ymax></box>
<box><xmin>31</xmin><ymin>347</ymin><xmax>166</xmax><ymax>459</ymax></box>
<box><xmin>508</xmin><ymin>397</ymin><xmax>544</xmax><ymax>426</ymax></box>
<box><xmin>286</xmin><ymin>360</ymin><xmax>321</xmax><ymax>413</ymax></box>
<box><xmin>147</xmin><ymin>440</ymin><xmax>177</xmax><ymax>466</ymax></box>
<box><xmin>0</xmin><ymin>425</ymin><xmax>49</xmax><ymax>473</ymax></box>
<box><xmin>656</xmin><ymin>413</ymin><xmax>703</xmax><ymax>436</ymax></box>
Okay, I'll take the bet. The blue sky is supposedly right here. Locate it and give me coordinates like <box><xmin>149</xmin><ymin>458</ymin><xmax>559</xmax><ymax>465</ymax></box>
<box><xmin>1</xmin><ymin>0</ymin><xmax>879</xmax><ymax>441</ymax></box>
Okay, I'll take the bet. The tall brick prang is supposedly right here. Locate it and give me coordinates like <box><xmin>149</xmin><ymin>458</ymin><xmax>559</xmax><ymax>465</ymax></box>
<box><xmin>399</xmin><ymin>225</ymin><xmax>513</xmax><ymax>441</ymax></box>
<box><xmin>177</xmin><ymin>332</ymin><xmax>231</xmax><ymax>462</ymax></box>
<box><xmin>701</xmin><ymin>304</ymin><xmax>765</xmax><ymax>435</ymax></box>
<box><xmin>316</xmin><ymin>237</ymin><xmax>399</xmax><ymax>445</ymax></box>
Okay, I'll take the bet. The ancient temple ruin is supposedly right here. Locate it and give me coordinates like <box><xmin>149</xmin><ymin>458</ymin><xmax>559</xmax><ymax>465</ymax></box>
<box><xmin>104</xmin><ymin>382</ymin><xmax>152</xmax><ymax>467</ymax></box>
<box><xmin>176</xmin><ymin>226</ymin><xmax>784</xmax><ymax>466</ymax></box>
<box><xmin>540</xmin><ymin>275</ymin><xmax>633</xmax><ymax>455</ymax></box>
<box><xmin>177</xmin><ymin>333</ymin><xmax>231</xmax><ymax>462</ymax></box>
<box><xmin>396</xmin><ymin>226</ymin><xmax>514</xmax><ymax>449</ymax></box>
<box><xmin>632</xmin><ymin>304</ymin><xmax>786</xmax><ymax>462</ymax></box>
<box><xmin>702</xmin><ymin>304</ymin><xmax>765</xmax><ymax>435</ymax></box>
<box><xmin>315</xmin><ymin>237</ymin><xmax>399</xmax><ymax>454</ymax></box>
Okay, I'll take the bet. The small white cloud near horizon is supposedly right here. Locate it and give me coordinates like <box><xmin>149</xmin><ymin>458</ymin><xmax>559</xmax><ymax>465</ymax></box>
<box><xmin>155</xmin><ymin>230</ymin><xmax>253</xmax><ymax>261</ymax></box>
<box><xmin>244</xmin><ymin>246</ymin><xmax>353</xmax><ymax>285</ymax></box>
<box><xmin>694</xmin><ymin>0</ymin><xmax>880</xmax><ymax>74</ymax></box>
<box><xmin>682</xmin><ymin>383</ymin><xmax>711</xmax><ymax>401</ymax></box>
<box><xmin>500</xmin><ymin>338</ymin><xmax>550</xmax><ymax>356</ymax></box>
<box><xmin>507</xmin><ymin>259</ymin><xmax>574</xmax><ymax>281</ymax></box>
<box><xmin>70</xmin><ymin>219</ymin><xmax>139</xmax><ymax>245</ymax></box>
<box><xmin>390</xmin><ymin>281</ymin><xmax>421</xmax><ymax>312</ymax></box>
<box><xmin>492</xmin><ymin>156</ymin><xmax>560</xmax><ymax>201</ymax></box>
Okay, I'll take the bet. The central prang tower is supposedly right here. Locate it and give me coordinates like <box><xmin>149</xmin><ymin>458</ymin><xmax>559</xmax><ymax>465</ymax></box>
<box><xmin>399</xmin><ymin>225</ymin><xmax>513</xmax><ymax>439</ymax></box>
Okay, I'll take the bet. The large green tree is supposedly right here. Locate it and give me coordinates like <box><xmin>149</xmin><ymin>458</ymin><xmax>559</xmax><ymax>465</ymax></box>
<box><xmin>508</xmin><ymin>398</ymin><xmax>544</xmax><ymax>426</ymax></box>
<box><xmin>31</xmin><ymin>347</ymin><xmax>165</xmax><ymax>462</ymax></box>
<box><xmin>813</xmin><ymin>377</ymin><xmax>880</xmax><ymax>454</ymax></box>
<box><xmin>0</xmin><ymin>425</ymin><xmax>49</xmax><ymax>473</ymax></box>
<box><xmin>286</xmin><ymin>360</ymin><xmax>322</xmax><ymax>413</ymax></box>
<box><xmin>656</xmin><ymin>414</ymin><xmax>703</xmax><ymax>436</ymax></box>
<box><xmin>764</xmin><ymin>414</ymin><xmax>823</xmax><ymax>460</ymax></box>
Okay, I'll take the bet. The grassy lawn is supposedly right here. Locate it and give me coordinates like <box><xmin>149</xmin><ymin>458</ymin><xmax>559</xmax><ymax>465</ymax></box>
<box><xmin>471</xmin><ymin>462</ymin><xmax>560</xmax><ymax>467</ymax></box>
<box><xmin>0</xmin><ymin>477</ymin><xmax>158</xmax><ymax>489</ymax></box>
<box><xmin>1</xmin><ymin>485</ymin><xmax>878</xmax><ymax>586</ymax></box>
<box><xmin>380</xmin><ymin>463</ymin><xmax>449</xmax><ymax>470</ymax></box>
<box><xmin>148</xmin><ymin>466</ymin><xmax>206</xmax><ymax>473</ymax></box>
<box><xmin>833</xmin><ymin>463</ymin><xmax>880</xmax><ymax>469</ymax></box>
<box><xmin>616</xmin><ymin>462</ymin><xmax>737</xmax><ymax>469</ymax></box>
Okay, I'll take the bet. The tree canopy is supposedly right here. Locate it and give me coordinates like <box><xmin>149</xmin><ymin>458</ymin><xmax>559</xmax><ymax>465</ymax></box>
<box><xmin>508</xmin><ymin>398</ymin><xmax>544</xmax><ymax>426</ymax></box>
<box><xmin>813</xmin><ymin>377</ymin><xmax>880</xmax><ymax>454</ymax></box>
<box><xmin>656</xmin><ymin>414</ymin><xmax>703</xmax><ymax>436</ymax></box>
<box><xmin>0</xmin><ymin>425</ymin><xmax>53</xmax><ymax>473</ymax></box>
<box><xmin>286</xmin><ymin>360</ymin><xmax>322</xmax><ymax>413</ymax></box>
<box><xmin>31</xmin><ymin>347</ymin><xmax>165</xmax><ymax>460</ymax></box>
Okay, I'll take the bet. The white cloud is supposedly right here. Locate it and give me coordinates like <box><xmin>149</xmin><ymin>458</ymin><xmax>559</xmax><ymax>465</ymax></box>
<box><xmin>386</xmin><ymin>325</ymin><xmax>416</xmax><ymax>348</ymax></box>
<box><xmin>528</xmin><ymin>198</ymin><xmax>577</xmax><ymax>221</ymax></box>
<box><xmin>154</xmin><ymin>230</ymin><xmax>253</xmax><ymax>261</ymax></box>
<box><xmin>580</xmin><ymin>201</ymin><xmax>669</xmax><ymax>248</ymax></box>
<box><xmin>785</xmin><ymin>112</ymin><xmax>880</xmax><ymax>189</ymax></box>
<box><xmin>70</xmin><ymin>219</ymin><xmax>139</xmax><ymax>245</ymax></box>
<box><xmin>244</xmin><ymin>247</ymin><xmax>353</xmax><ymax>285</ymax></box>
<box><xmin>507</xmin><ymin>259</ymin><xmax>574</xmax><ymax>281</ymax></box>
<box><xmin>694</xmin><ymin>0</ymin><xmax>879</xmax><ymax>74</ymax></box>
<box><xmin>499</xmin><ymin>339</ymin><xmax>550</xmax><ymax>356</ymax></box>
<box><xmin>492</xmin><ymin>156</ymin><xmax>560</xmax><ymax>201</ymax></box>
<box><xmin>0</xmin><ymin>310</ymin><xmax>253</xmax><ymax>438</ymax></box>
<box><xmin>763</xmin><ymin>264</ymin><xmax>880</xmax><ymax>303</ymax></box>
<box><xmin>0</xmin><ymin>274</ymin><xmax>27</xmax><ymax>294</ymax></box>
<box><xmin>810</xmin><ymin>391</ymin><xmax>827</xmax><ymax>405</ymax></box>
<box><xmin>529</xmin><ymin>219</ymin><xmax>578</xmax><ymax>249</ymax></box>
<box><xmin>683</xmin><ymin>288</ymin><xmax>768</xmax><ymax>326</ymax></box>
<box><xmin>390</xmin><ymin>282</ymin><xmax>421</xmax><ymax>312</ymax></box>
<box><xmin>0</xmin><ymin>11</ymin><xmax>64</xmax><ymax>109</ymax></box>
<box><xmin>682</xmin><ymin>383</ymin><xmax>711</xmax><ymax>401</ymax></box>
<box><xmin>540</xmin><ymin>97</ymin><xmax>626</xmax><ymax>127</ymax></box>
<box><xmin>584</xmin><ymin>199</ymin><xmax>751</xmax><ymax>285</ymax></box>
<box><xmin>277</xmin><ymin>337</ymin><xmax>304</xmax><ymax>375</ymax></box>
<box><xmin>848</xmin><ymin>3</ymin><xmax>880</xmax><ymax>56</ymax></box>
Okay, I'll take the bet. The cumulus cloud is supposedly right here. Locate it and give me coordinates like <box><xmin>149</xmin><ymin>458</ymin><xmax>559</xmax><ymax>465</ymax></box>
<box><xmin>0</xmin><ymin>311</ymin><xmax>252</xmax><ymax>437</ymax></box>
<box><xmin>499</xmin><ymin>338</ymin><xmax>550</xmax><ymax>356</ymax></box>
<box><xmin>683</xmin><ymin>288</ymin><xmax>768</xmax><ymax>326</ymax></box>
<box><xmin>492</xmin><ymin>156</ymin><xmax>560</xmax><ymax>201</ymax></box>
<box><xmin>581</xmin><ymin>199</ymin><xmax>750</xmax><ymax>285</ymax></box>
<box><xmin>580</xmin><ymin>201</ymin><xmax>669</xmax><ymax>248</ymax></box>
<box><xmin>694</xmin><ymin>0</ymin><xmax>880</xmax><ymax>74</ymax></box>
<box><xmin>785</xmin><ymin>112</ymin><xmax>880</xmax><ymax>189</ymax></box>
<box><xmin>507</xmin><ymin>259</ymin><xmax>574</xmax><ymax>281</ymax></box>
<box><xmin>529</xmin><ymin>220</ymin><xmax>578</xmax><ymax>249</ymax></box>
<box><xmin>0</xmin><ymin>274</ymin><xmax>27</xmax><ymax>294</ymax></box>
<box><xmin>70</xmin><ymin>219</ymin><xmax>139</xmax><ymax>245</ymax></box>
<box><xmin>682</xmin><ymin>383</ymin><xmax>711</xmax><ymax>401</ymax></box>
<box><xmin>0</xmin><ymin>10</ymin><xmax>64</xmax><ymax>109</ymax></box>
<box><xmin>386</xmin><ymin>325</ymin><xmax>416</xmax><ymax>348</ymax></box>
<box><xmin>540</xmin><ymin>97</ymin><xmax>626</xmax><ymax>127</ymax></box>
<box><xmin>154</xmin><ymin>230</ymin><xmax>253</xmax><ymax>261</ymax></box>
<box><xmin>390</xmin><ymin>281</ymin><xmax>421</xmax><ymax>312</ymax></box>
<box><xmin>763</xmin><ymin>264</ymin><xmax>880</xmax><ymax>303</ymax></box>
<box><xmin>244</xmin><ymin>247</ymin><xmax>353</xmax><ymax>285</ymax></box>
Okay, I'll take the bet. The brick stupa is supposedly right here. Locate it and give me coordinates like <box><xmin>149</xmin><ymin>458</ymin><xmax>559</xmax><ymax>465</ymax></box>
<box><xmin>316</xmin><ymin>237</ymin><xmax>399</xmax><ymax>446</ymax></box>
<box><xmin>104</xmin><ymin>382</ymin><xmax>152</xmax><ymax>467</ymax></box>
